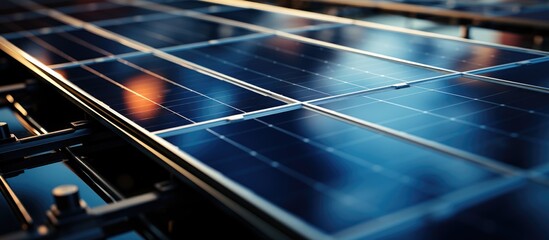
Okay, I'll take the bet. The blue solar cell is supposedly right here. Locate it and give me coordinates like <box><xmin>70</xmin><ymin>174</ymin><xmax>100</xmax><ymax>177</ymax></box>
<box><xmin>164</xmin><ymin>108</ymin><xmax>500</xmax><ymax>234</ymax></box>
<box><xmin>317</xmin><ymin>76</ymin><xmax>549</xmax><ymax>168</ymax></box>
<box><xmin>297</xmin><ymin>25</ymin><xmax>543</xmax><ymax>71</ymax></box>
<box><xmin>479</xmin><ymin>60</ymin><xmax>549</xmax><ymax>89</ymax></box>
<box><xmin>212</xmin><ymin>9</ymin><xmax>332</xmax><ymax>30</ymax></box>
<box><xmin>379</xmin><ymin>182</ymin><xmax>549</xmax><ymax>240</ymax></box>
<box><xmin>170</xmin><ymin>36</ymin><xmax>447</xmax><ymax>101</ymax></box>
<box><xmin>104</xmin><ymin>15</ymin><xmax>257</xmax><ymax>48</ymax></box>
<box><xmin>66</xmin><ymin>6</ymin><xmax>160</xmax><ymax>22</ymax></box>
<box><xmin>8</xmin><ymin>29</ymin><xmax>135</xmax><ymax>65</ymax></box>
<box><xmin>58</xmin><ymin>54</ymin><xmax>283</xmax><ymax>131</ymax></box>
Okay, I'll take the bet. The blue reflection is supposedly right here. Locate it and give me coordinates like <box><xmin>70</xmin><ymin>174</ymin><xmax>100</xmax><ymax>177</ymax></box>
<box><xmin>380</xmin><ymin>182</ymin><xmax>549</xmax><ymax>240</ymax></box>
<box><xmin>298</xmin><ymin>25</ymin><xmax>542</xmax><ymax>71</ymax></box>
<box><xmin>165</xmin><ymin>108</ymin><xmax>498</xmax><ymax>233</ymax></box>
<box><xmin>318</xmin><ymin>76</ymin><xmax>549</xmax><ymax>168</ymax></box>
<box><xmin>7</xmin><ymin>163</ymin><xmax>105</xmax><ymax>225</ymax></box>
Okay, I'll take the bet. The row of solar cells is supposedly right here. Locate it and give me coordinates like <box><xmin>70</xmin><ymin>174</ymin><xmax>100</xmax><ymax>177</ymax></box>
<box><xmin>2</xmin><ymin>0</ymin><xmax>549</xmax><ymax>239</ymax></box>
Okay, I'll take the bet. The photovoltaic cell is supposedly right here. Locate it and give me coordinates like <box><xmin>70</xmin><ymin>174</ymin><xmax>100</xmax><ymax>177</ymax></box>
<box><xmin>479</xmin><ymin>60</ymin><xmax>549</xmax><ymax>89</ymax></box>
<box><xmin>297</xmin><ymin>25</ymin><xmax>544</xmax><ymax>71</ymax></box>
<box><xmin>211</xmin><ymin>9</ymin><xmax>332</xmax><ymax>30</ymax></box>
<box><xmin>8</xmin><ymin>29</ymin><xmax>135</xmax><ymax>65</ymax></box>
<box><xmin>170</xmin><ymin>36</ymin><xmax>447</xmax><ymax>101</ymax></box>
<box><xmin>380</xmin><ymin>182</ymin><xmax>549</xmax><ymax>240</ymax></box>
<box><xmin>317</xmin><ymin>76</ymin><xmax>549</xmax><ymax>168</ymax></box>
<box><xmin>164</xmin><ymin>108</ymin><xmax>501</xmax><ymax>234</ymax></box>
<box><xmin>104</xmin><ymin>15</ymin><xmax>257</xmax><ymax>48</ymax></box>
<box><xmin>57</xmin><ymin>54</ymin><xmax>283</xmax><ymax>131</ymax></box>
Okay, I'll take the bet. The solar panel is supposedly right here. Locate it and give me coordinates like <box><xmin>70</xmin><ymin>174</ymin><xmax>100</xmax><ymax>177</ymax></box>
<box><xmin>1</xmin><ymin>0</ymin><xmax>548</xmax><ymax>239</ymax></box>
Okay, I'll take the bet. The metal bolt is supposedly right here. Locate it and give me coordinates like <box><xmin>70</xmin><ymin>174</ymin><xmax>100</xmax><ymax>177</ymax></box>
<box><xmin>0</xmin><ymin>122</ymin><xmax>11</xmax><ymax>140</ymax></box>
<box><xmin>52</xmin><ymin>185</ymin><xmax>82</xmax><ymax>213</ymax></box>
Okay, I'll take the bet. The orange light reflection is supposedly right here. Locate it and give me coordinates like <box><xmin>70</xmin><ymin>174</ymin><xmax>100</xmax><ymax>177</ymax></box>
<box><xmin>123</xmin><ymin>74</ymin><xmax>166</xmax><ymax>120</ymax></box>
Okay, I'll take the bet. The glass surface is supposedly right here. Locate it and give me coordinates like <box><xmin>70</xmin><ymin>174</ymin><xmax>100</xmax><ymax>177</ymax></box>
<box><xmin>57</xmin><ymin>54</ymin><xmax>283</xmax><ymax>131</ymax></box>
<box><xmin>298</xmin><ymin>25</ymin><xmax>543</xmax><ymax>71</ymax></box>
<box><xmin>165</xmin><ymin>108</ymin><xmax>500</xmax><ymax>234</ymax></box>
<box><xmin>7</xmin><ymin>163</ymin><xmax>106</xmax><ymax>225</ymax></box>
<box><xmin>480</xmin><ymin>60</ymin><xmax>549</xmax><ymax>89</ymax></box>
<box><xmin>212</xmin><ymin>9</ymin><xmax>331</xmax><ymax>30</ymax></box>
<box><xmin>8</xmin><ymin>29</ymin><xmax>136</xmax><ymax>65</ymax></box>
<box><xmin>170</xmin><ymin>36</ymin><xmax>446</xmax><ymax>101</ymax></box>
<box><xmin>104</xmin><ymin>15</ymin><xmax>257</xmax><ymax>48</ymax></box>
<box><xmin>380</xmin><ymin>182</ymin><xmax>549</xmax><ymax>240</ymax></box>
<box><xmin>318</xmin><ymin>76</ymin><xmax>549</xmax><ymax>168</ymax></box>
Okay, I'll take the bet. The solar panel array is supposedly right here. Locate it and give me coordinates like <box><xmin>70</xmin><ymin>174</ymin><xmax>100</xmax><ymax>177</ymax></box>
<box><xmin>318</xmin><ymin>0</ymin><xmax>549</xmax><ymax>23</ymax></box>
<box><xmin>1</xmin><ymin>0</ymin><xmax>549</xmax><ymax>239</ymax></box>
